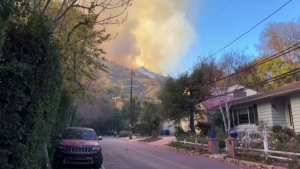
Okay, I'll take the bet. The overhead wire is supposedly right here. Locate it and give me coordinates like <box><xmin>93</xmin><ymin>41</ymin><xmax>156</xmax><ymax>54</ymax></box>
<box><xmin>201</xmin><ymin>42</ymin><xmax>300</xmax><ymax>88</ymax></box>
<box><xmin>210</xmin><ymin>0</ymin><xmax>293</xmax><ymax>57</ymax></box>
<box><xmin>185</xmin><ymin>0</ymin><xmax>293</xmax><ymax>73</ymax></box>
<box><xmin>202</xmin><ymin>67</ymin><xmax>300</xmax><ymax>101</ymax></box>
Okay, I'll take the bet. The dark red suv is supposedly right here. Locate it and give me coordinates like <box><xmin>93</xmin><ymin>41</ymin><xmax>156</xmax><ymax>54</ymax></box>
<box><xmin>52</xmin><ymin>127</ymin><xmax>103</xmax><ymax>169</ymax></box>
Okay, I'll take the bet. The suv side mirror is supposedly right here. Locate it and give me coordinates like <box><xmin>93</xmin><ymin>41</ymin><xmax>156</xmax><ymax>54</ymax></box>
<box><xmin>98</xmin><ymin>136</ymin><xmax>102</xmax><ymax>140</ymax></box>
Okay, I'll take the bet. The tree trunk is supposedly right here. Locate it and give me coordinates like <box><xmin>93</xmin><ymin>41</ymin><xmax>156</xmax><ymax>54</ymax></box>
<box><xmin>189</xmin><ymin>109</ymin><xmax>196</xmax><ymax>133</ymax></box>
<box><xmin>152</xmin><ymin>124</ymin><xmax>158</xmax><ymax>138</ymax></box>
<box><xmin>225</xmin><ymin>100</ymin><xmax>231</xmax><ymax>133</ymax></box>
<box><xmin>218</xmin><ymin>103</ymin><xmax>228</xmax><ymax>134</ymax></box>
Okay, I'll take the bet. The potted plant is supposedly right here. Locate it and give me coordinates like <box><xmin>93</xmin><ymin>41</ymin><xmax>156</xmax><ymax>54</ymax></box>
<box><xmin>209</xmin><ymin>126</ymin><xmax>216</xmax><ymax>138</ymax></box>
<box><xmin>230</xmin><ymin>131</ymin><xmax>238</xmax><ymax>138</ymax></box>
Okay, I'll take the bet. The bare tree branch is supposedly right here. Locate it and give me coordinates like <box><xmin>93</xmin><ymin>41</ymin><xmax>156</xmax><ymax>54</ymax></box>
<box><xmin>33</xmin><ymin>0</ymin><xmax>37</xmax><ymax>11</ymax></box>
<box><xmin>53</xmin><ymin>0</ymin><xmax>68</xmax><ymax>28</ymax></box>
<box><xmin>42</xmin><ymin>0</ymin><xmax>52</xmax><ymax>14</ymax></box>
<box><xmin>54</xmin><ymin>0</ymin><xmax>78</xmax><ymax>23</ymax></box>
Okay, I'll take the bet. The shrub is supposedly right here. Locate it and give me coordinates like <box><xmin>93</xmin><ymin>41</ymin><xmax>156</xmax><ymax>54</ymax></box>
<box><xmin>174</xmin><ymin>126</ymin><xmax>186</xmax><ymax>136</ymax></box>
<box><xmin>169</xmin><ymin>141</ymin><xmax>184</xmax><ymax>148</ymax></box>
<box><xmin>119</xmin><ymin>130</ymin><xmax>129</xmax><ymax>137</ymax></box>
<box><xmin>296</xmin><ymin>134</ymin><xmax>300</xmax><ymax>142</ymax></box>
<box><xmin>196</xmin><ymin>122</ymin><xmax>211</xmax><ymax>136</ymax></box>
<box><xmin>0</xmin><ymin>7</ymin><xmax>71</xmax><ymax>169</ymax></box>
<box><xmin>282</xmin><ymin>127</ymin><xmax>294</xmax><ymax>137</ymax></box>
<box><xmin>134</xmin><ymin>123</ymin><xmax>152</xmax><ymax>136</ymax></box>
<box><xmin>174</xmin><ymin>127</ymin><xmax>187</xmax><ymax>141</ymax></box>
<box><xmin>271</xmin><ymin>125</ymin><xmax>283</xmax><ymax>133</ymax></box>
<box><xmin>273</xmin><ymin>133</ymin><xmax>288</xmax><ymax>143</ymax></box>
<box><xmin>218</xmin><ymin>136</ymin><xmax>226</xmax><ymax>149</ymax></box>
<box><xmin>196</xmin><ymin>137</ymin><xmax>208</xmax><ymax>144</ymax></box>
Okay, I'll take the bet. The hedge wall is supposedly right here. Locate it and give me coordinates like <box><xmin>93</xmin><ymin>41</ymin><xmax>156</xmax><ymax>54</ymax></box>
<box><xmin>0</xmin><ymin>2</ymin><xmax>73</xmax><ymax>169</ymax></box>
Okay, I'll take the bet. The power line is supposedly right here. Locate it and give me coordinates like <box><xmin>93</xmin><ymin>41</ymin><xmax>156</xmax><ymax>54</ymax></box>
<box><xmin>147</xmin><ymin>0</ymin><xmax>199</xmax><ymax>55</ymax></box>
<box><xmin>203</xmin><ymin>67</ymin><xmax>300</xmax><ymax>100</ymax></box>
<box><xmin>173</xmin><ymin>0</ymin><xmax>293</xmax><ymax>79</ymax></box>
<box><xmin>201</xmin><ymin>42</ymin><xmax>300</xmax><ymax>87</ymax></box>
<box><xmin>211</xmin><ymin>0</ymin><xmax>293</xmax><ymax>57</ymax></box>
<box><xmin>185</xmin><ymin>0</ymin><xmax>292</xmax><ymax>74</ymax></box>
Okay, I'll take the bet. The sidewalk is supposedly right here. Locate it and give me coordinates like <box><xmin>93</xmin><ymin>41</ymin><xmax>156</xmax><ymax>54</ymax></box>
<box><xmin>119</xmin><ymin>135</ymin><xmax>176</xmax><ymax>146</ymax></box>
<box><xmin>148</xmin><ymin>136</ymin><xmax>176</xmax><ymax>146</ymax></box>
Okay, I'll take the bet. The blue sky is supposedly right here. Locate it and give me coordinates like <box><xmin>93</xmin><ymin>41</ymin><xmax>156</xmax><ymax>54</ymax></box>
<box><xmin>179</xmin><ymin>0</ymin><xmax>300</xmax><ymax>72</ymax></box>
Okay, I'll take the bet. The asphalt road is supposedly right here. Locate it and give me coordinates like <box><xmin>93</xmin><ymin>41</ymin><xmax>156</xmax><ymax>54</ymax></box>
<box><xmin>100</xmin><ymin>137</ymin><xmax>248</xmax><ymax>169</ymax></box>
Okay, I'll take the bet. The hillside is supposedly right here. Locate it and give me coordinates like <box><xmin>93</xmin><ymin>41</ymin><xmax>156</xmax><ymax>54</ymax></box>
<box><xmin>97</xmin><ymin>60</ymin><xmax>165</xmax><ymax>101</ymax></box>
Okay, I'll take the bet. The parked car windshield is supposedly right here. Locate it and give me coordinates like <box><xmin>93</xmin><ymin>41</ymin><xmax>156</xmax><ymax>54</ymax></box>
<box><xmin>62</xmin><ymin>129</ymin><xmax>97</xmax><ymax>140</ymax></box>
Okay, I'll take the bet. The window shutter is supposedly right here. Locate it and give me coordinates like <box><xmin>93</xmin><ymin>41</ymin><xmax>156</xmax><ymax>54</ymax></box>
<box><xmin>253</xmin><ymin>104</ymin><xmax>259</xmax><ymax>126</ymax></box>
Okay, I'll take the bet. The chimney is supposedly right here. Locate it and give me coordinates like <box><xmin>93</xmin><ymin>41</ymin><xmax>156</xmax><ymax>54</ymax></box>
<box><xmin>234</xmin><ymin>89</ymin><xmax>246</xmax><ymax>99</ymax></box>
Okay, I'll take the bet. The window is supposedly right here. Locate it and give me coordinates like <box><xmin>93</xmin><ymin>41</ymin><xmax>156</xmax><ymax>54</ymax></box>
<box><xmin>254</xmin><ymin>104</ymin><xmax>259</xmax><ymax>126</ymax></box>
<box><xmin>233</xmin><ymin>109</ymin><xmax>238</xmax><ymax>126</ymax></box>
<box><xmin>288</xmin><ymin>104</ymin><xmax>293</xmax><ymax>126</ymax></box>
<box><xmin>232</xmin><ymin>105</ymin><xmax>259</xmax><ymax>126</ymax></box>
<box><xmin>238</xmin><ymin>108</ymin><xmax>249</xmax><ymax>124</ymax></box>
<box><xmin>62</xmin><ymin>129</ymin><xmax>97</xmax><ymax>140</ymax></box>
<box><xmin>249</xmin><ymin>106</ymin><xmax>255</xmax><ymax>124</ymax></box>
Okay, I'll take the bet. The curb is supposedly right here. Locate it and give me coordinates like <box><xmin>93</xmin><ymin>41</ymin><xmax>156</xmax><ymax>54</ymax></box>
<box><xmin>162</xmin><ymin>146</ymin><xmax>287</xmax><ymax>169</ymax></box>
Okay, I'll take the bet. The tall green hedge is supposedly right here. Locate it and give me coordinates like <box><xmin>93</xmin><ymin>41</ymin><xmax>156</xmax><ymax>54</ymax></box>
<box><xmin>0</xmin><ymin>2</ymin><xmax>73</xmax><ymax>168</ymax></box>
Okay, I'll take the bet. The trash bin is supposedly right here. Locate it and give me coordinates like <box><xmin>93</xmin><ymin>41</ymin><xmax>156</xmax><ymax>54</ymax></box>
<box><xmin>162</xmin><ymin>130</ymin><xmax>166</xmax><ymax>136</ymax></box>
<box><xmin>166</xmin><ymin>129</ymin><xmax>169</xmax><ymax>135</ymax></box>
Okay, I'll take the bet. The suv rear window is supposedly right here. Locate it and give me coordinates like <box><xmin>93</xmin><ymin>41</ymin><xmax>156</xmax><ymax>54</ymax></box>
<box><xmin>62</xmin><ymin>129</ymin><xmax>97</xmax><ymax>140</ymax></box>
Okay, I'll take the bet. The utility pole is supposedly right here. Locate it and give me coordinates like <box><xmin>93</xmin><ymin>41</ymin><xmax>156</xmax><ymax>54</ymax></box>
<box><xmin>129</xmin><ymin>69</ymin><xmax>133</xmax><ymax>139</ymax></box>
<box><xmin>112</xmin><ymin>97</ymin><xmax>120</xmax><ymax>132</ymax></box>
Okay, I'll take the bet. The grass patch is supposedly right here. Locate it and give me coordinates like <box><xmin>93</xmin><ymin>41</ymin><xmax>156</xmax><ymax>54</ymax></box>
<box><xmin>139</xmin><ymin>137</ymin><xmax>162</xmax><ymax>142</ymax></box>
<box><xmin>169</xmin><ymin>141</ymin><xmax>184</xmax><ymax>148</ymax></box>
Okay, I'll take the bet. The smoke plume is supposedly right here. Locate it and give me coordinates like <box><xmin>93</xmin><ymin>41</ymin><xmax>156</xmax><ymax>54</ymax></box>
<box><xmin>102</xmin><ymin>0</ymin><xmax>196</xmax><ymax>74</ymax></box>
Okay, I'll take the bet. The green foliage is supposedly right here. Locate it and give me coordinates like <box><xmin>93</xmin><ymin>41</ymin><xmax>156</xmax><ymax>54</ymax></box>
<box><xmin>139</xmin><ymin>101</ymin><xmax>163</xmax><ymax>137</ymax></box>
<box><xmin>48</xmin><ymin>1</ymin><xmax>110</xmax><ymax>98</ymax></box>
<box><xmin>273</xmin><ymin>133</ymin><xmax>288</xmax><ymax>143</ymax></box>
<box><xmin>0</xmin><ymin>6</ymin><xmax>74</xmax><ymax>168</ymax></box>
<box><xmin>296</xmin><ymin>134</ymin><xmax>300</xmax><ymax>142</ymax></box>
<box><xmin>271</xmin><ymin>125</ymin><xmax>283</xmax><ymax>133</ymax></box>
<box><xmin>196</xmin><ymin>122</ymin><xmax>211</xmax><ymax>136</ymax></box>
<box><xmin>270</xmin><ymin>125</ymin><xmax>294</xmax><ymax>143</ymax></box>
<box><xmin>282</xmin><ymin>127</ymin><xmax>294</xmax><ymax>137</ymax></box>
<box><xmin>119</xmin><ymin>130</ymin><xmax>129</xmax><ymax>137</ymax></box>
<box><xmin>134</xmin><ymin>123</ymin><xmax>152</xmax><ymax>136</ymax></box>
<box><xmin>218</xmin><ymin>136</ymin><xmax>226</xmax><ymax>149</ymax></box>
<box><xmin>169</xmin><ymin>141</ymin><xmax>184</xmax><ymax>148</ymax></box>
<box><xmin>159</xmin><ymin>63</ymin><xmax>210</xmax><ymax>133</ymax></box>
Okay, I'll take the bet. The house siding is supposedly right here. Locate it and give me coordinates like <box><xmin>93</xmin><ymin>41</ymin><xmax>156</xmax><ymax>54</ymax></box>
<box><xmin>231</xmin><ymin>125</ymin><xmax>257</xmax><ymax>132</ymax></box>
<box><xmin>270</xmin><ymin>98</ymin><xmax>287</xmax><ymax>127</ymax></box>
<box><xmin>257</xmin><ymin>100</ymin><xmax>273</xmax><ymax>126</ymax></box>
<box><xmin>230</xmin><ymin>100</ymin><xmax>274</xmax><ymax>133</ymax></box>
<box><xmin>290</xmin><ymin>93</ymin><xmax>300</xmax><ymax>133</ymax></box>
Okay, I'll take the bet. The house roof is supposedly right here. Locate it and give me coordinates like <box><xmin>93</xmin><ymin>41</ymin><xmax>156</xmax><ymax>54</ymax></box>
<box><xmin>232</xmin><ymin>81</ymin><xmax>300</xmax><ymax>105</ymax></box>
<box><xmin>201</xmin><ymin>95</ymin><xmax>234</xmax><ymax>109</ymax></box>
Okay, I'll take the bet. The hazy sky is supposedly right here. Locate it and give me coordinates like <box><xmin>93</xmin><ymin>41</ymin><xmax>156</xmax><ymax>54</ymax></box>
<box><xmin>104</xmin><ymin>0</ymin><xmax>300</xmax><ymax>75</ymax></box>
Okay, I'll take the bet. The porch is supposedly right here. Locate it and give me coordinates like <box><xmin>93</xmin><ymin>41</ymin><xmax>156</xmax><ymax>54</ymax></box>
<box><xmin>230</xmin><ymin>90</ymin><xmax>300</xmax><ymax>134</ymax></box>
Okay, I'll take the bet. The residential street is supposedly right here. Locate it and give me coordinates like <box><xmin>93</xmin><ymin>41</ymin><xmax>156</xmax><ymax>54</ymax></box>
<box><xmin>100</xmin><ymin>137</ymin><xmax>247</xmax><ymax>169</ymax></box>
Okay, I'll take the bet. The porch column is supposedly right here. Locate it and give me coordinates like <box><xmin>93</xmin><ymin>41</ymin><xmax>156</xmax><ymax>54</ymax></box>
<box><xmin>290</xmin><ymin>93</ymin><xmax>300</xmax><ymax>133</ymax></box>
<box><xmin>227</xmin><ymin>137</ymin><xmax>238</xmax><ymax>158</ymax></box>
<box><xmin>207</xmin><ymin>138</ymin><xmax>219</xmax><ymax>154</ymax></box>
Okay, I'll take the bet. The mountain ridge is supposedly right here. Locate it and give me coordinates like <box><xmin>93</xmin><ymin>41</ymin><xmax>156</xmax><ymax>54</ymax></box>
<box><xmin>97</xmin><ymin>60</ymin><xmax>164</xmax><ymax>100</ymax></box>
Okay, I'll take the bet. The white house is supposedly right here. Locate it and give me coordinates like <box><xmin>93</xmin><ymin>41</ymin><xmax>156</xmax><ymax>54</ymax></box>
<box><xmin>211</xmin><ymin>84</ymin><xmax>258</xmax><ymax>97</ymax></box>
<box><xmin>161</xmin><ymin>120</ymin><xmax>175</xmax><ymax>135</ymax></box>
<box><xmin>229</xmin><ymin>82</ymin><xmax>300</xmax><ymax>133</ymax></box>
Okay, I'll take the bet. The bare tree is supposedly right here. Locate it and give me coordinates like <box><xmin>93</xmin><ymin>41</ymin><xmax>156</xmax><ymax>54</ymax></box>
<box><xmin>208</xmin><ymin>50</ymin><xmax>251</xmax><ymax>134</ymax></box>
<box><xmin>256</xmin><ymin>22</ymin><xmax>300</xmax><ymax>65</ymax></box>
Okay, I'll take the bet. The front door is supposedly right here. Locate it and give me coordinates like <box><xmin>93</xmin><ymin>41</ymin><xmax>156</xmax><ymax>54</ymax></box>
<box><xmin>285</xmin><ymin>102</ymin><xmax>294</xmax><ymax>130</ymax></box>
